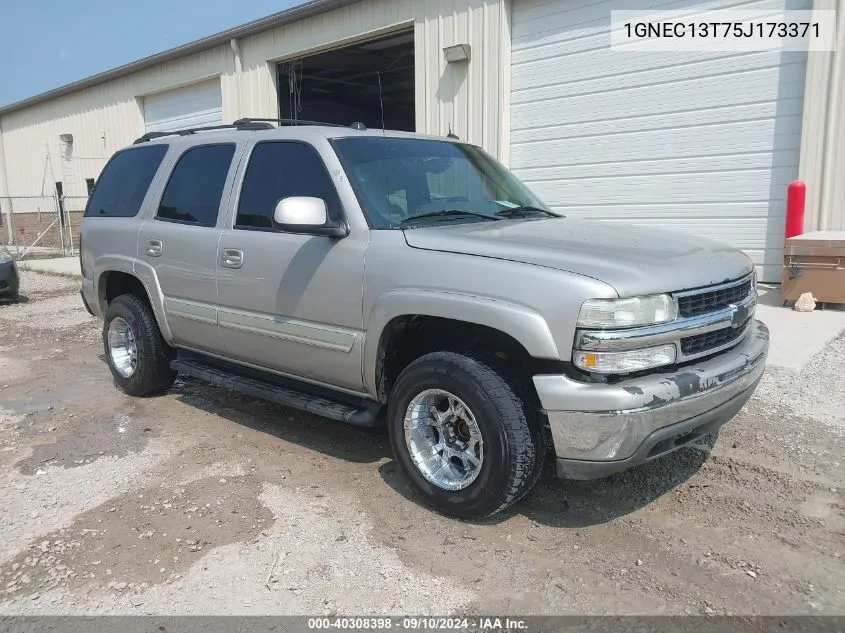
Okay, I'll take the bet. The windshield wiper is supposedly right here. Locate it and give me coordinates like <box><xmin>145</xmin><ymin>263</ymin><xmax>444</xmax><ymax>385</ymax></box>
<box><xmin>494</xmin><ymin>205</ymin><xmax>560</xmax><ymax>218</ymax></box>
<box><xmin>399</xmin><ymin>210</ymin><xmax>501</xmax><ymax>226</ymax></box>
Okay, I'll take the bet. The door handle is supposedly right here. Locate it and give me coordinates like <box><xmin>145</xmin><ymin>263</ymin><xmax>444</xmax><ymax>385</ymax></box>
<box><xmin>220</xmin><ymin>248</ymin><xmax>244</xmax><ymax>269</ymax></box>
<box><xmin>145</xmin><ymin>240</ymin><xmax>162</xmax><ymax>257</ymax></box>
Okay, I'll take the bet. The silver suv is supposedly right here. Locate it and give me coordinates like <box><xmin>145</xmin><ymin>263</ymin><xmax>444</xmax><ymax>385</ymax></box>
<box><xmin>80</xmin><ymin>118</ymin><xmax>768</xmax><ymax>518</ymax></box>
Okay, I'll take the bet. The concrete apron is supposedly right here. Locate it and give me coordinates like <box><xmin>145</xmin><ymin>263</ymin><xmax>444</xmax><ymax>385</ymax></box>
<box><xmin>17</xmin><ymin>257</ymin><xmax>81</xmax><ymax>277</ymax></box>
<box><xmin>755</xmin><ymin>285</ymin><xmax>845</xmax><ymax>371</ymax></box>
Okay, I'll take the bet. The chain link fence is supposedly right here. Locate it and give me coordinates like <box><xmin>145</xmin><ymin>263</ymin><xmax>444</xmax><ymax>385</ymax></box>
<box><xmin>0</xmin><ymin>195</ymin><xmax>82</xmax><ymax>258</ymax></box>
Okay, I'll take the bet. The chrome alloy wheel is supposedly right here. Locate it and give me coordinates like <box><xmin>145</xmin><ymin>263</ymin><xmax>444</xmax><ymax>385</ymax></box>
<box><xmin>107</xmin><ymin>317</ymin><xmax>137</xmax><ymax>378</ymax></box>
<box><xmin>404</xmin><ymin>389</ymin><xmax>484</xmax><ymax>491</ymax></box>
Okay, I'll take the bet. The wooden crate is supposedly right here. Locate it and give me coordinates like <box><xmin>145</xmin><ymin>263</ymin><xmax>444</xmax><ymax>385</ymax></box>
<box><xmin>782</xmin><ymin>231</ymin><xmax>845</xmax><ymax>303</ymax></box>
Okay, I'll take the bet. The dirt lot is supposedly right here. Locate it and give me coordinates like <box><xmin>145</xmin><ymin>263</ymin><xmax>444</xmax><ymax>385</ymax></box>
<box><xmin>0</xmin><ymin>271</ymin><xmax>842</xmax><ymax>615</ymax></box>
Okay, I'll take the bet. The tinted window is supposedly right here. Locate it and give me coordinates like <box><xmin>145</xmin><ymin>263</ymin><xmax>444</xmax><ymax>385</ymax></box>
<box><xmin>157</xmin><ymin>144</ymin><xmax>235</xmax><ymax>226</ymax></box>
<box><xmin>236</xmin><ymin>142</ymin><xmax>342</xmax><ymax>230</ymax></box>
<box><xmin>84</xmin><ymin>145</ymin><xmax>168</xmax><ymax>218</ymax></box>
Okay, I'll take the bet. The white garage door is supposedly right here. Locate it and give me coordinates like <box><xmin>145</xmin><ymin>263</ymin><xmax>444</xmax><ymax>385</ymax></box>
<box><xmin>143</xmin><ymin>79</ymin><xmax>222</xmax><ymax>134</ymax></box>
<box><xmin>510</xmin><ymin>0</ymin><xmax>809</xmax><ymax>282</ymax></box>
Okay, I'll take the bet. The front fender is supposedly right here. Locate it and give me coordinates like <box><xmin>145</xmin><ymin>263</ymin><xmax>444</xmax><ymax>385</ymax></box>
<box><xmin>363</xmin><ymin>288</ymin><xmax>561</xmax><ymax>396</ymax></box>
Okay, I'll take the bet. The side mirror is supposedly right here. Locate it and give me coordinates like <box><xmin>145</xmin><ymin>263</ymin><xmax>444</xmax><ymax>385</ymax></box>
<box><xmin>272</xmin><ymin>197</ymin><xmax>348</xmax><ymax>237</ymax></box>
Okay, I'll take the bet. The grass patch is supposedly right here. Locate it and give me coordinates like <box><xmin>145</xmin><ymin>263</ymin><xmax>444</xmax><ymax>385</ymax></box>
<box><xmin>21</xmin><ymin>268</ymin><xmax>82</xmax><ymax>282</ymax></box>
<box><xmin>15</xmin><ymin>251</ymin><xmax>74</xmax><ymax>261</ymax></box>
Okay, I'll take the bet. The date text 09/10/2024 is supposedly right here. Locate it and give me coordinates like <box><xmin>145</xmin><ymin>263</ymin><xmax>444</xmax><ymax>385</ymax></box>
<box><xmin>307</xmin><ymin>617</ymin><xmax>529</xmax><ymax>630</ymax></box>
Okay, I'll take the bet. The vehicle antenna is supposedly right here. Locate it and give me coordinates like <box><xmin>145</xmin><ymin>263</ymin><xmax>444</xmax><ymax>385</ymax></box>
<box><xmin>377</xmin><ymin>71</ymin><xmax>386</xmax><ymax>132</ymax></box>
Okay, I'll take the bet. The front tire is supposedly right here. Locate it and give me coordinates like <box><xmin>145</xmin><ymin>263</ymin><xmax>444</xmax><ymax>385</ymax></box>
<box><xmin>103</xmin><ymin>294</ymin><xmax>176</xmax><ymax>397</ymax></box>
<box><xmin>387</xmin><ymin>351</ymin><xmax>544</xmax><ymax>519</ymax></box>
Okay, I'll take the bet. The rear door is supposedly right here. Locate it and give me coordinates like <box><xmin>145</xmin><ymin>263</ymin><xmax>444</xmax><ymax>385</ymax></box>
<box><xmin>82</xmin><ymin>144</ymin><xmax>170</xmax><ymax>290</ymax></box>
<box><xmin>216</xmin><ymin>139</ymin><xmax>368</xmax><ymax>392</ymax></box>
<box><xmin>137</xmin><ymin>140</ymin><xmax>241</xmax><ymax>352</ymax></box>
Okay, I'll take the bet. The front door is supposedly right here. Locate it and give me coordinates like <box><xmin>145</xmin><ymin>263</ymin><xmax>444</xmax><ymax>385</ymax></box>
<box><xmin>137</xmin><ymin>142</ymin><xmax>239</xmax><ymax>353</ymax></box>
<box><xmin>216</xmin><ymin>140</ymin><xmax>367</xmax><ymax>392</ymax></box>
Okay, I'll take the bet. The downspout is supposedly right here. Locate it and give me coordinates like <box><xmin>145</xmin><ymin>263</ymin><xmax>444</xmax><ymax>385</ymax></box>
<box><xmin>230</xmin><ymin>37</ymin><xmax>243</xmax><ymax>121</ymax></box>
<box><xmin>498</xmin><ymin>0</ymin><xmax>513</xmax><ymax>166</ymax></box>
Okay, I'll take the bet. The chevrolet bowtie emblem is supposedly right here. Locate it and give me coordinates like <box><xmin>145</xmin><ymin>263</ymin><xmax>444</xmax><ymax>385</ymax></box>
<box><xmin>729</xmin><ymin>303</ymin><xmax>749</xmax><ymax>328</ymax></box>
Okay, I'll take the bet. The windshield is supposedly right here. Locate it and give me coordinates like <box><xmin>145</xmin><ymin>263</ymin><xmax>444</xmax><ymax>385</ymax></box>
<box><xmin>332</xmin><ymin>137</ymin><xmax>553</xmax><ymax>228</ymax></box>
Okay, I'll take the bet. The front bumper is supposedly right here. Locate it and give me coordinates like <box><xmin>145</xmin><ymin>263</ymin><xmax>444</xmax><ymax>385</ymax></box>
<box><xmin>533</xmin><ymin>319</ymin><xmax>769</xmax><ymax>479</ymax></box>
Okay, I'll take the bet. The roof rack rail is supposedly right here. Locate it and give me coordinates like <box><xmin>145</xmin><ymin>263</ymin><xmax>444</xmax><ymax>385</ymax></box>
<box><xmin>132</xmin><ymin>117</ymin><xmax>360</xmax><ymax>144</ymax></box>
<box><xmin>232</xmin><ymin>117</ymin><xmax>346</xmax><ymax>128</ymax></box>
<box><xmin>132</xmin><ymin>120</ymin><xmax>274</xmax><ymax>144</ymax></box>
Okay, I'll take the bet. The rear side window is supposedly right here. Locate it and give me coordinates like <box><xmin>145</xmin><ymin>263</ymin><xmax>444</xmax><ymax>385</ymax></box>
<box><xmin>84</xmin><ymin>145</ymin><xmax>168</xmax><ymax>218</ymax></box>
<box><xmin>236</xmin><ymin>141</ymin><xmax>342</xmax><ymax>230</ymax></box>
<box><xmin>156</xmin><ymin>144</ymin><xmax>235</xmax><ymax>226</ymax></box>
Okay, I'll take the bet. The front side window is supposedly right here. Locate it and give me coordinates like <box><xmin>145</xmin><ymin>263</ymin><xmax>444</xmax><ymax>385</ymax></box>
<box><xmin>236</xmin><ymin>141</ymin><xmax>343</xmax><ymax>230</ymax></box>
<box><xmin>156</xmin><ymin>144</ymin><xmax>235</xmax><ymax>226</ymax></box>
<box><xmin>332</xmin><ymin>137</ymin><xmax>552</xmax><ymax>228</ymax></box>
<box><xmin>84</xmin><ymin>145</ymin><xmax>168</xmax><ymax>218</ymax></box>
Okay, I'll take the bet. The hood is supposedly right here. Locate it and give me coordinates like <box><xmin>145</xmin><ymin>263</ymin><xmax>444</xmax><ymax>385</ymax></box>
<box><xmin>402</xmin><ymin>218</ymin><xmax>753</xmax><ymax>297</ymax></box>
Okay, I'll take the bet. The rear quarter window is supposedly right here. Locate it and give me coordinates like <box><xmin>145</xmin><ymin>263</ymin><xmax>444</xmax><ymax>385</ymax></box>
<box><xmin>84</xmin><ymin>145</ymin><xmax>168</xmax><ymax>218</ymax></box>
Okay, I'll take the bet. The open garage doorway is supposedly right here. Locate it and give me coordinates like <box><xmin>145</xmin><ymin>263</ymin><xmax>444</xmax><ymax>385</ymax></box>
<box><xmin>277</xmin><ymin>29</ymin><xmax>415</xmax><ymax>131</ymax></box>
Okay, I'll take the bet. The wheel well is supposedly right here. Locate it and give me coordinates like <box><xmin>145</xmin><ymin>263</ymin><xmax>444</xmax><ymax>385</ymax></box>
<box><xmin>100</xmin><ymin>271</ymin><xmax>152</xmax><ymax>312</ymax></box>
<box><xmin>375</xmin><ymin>315</ymin><xmax>558</xmax><ymax>403</ymax></box>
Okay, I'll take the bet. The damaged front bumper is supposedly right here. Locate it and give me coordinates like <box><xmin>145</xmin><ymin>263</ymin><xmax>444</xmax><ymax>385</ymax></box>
<box><xmin>533</xmin><ymin>319</ymin><xmax>769</xmax><ymax>479</ymax></box>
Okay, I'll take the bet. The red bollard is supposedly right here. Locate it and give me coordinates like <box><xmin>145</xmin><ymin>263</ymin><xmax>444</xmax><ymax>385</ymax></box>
<box><xmin>785</xmin><ymin>180</ymin><xmax>806</xmax><ymax>239</ymax></box>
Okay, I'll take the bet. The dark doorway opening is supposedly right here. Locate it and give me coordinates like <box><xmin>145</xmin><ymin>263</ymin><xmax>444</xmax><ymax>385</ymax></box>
<box><xmin>277</xmin><ymin>30</ymin><xmax>415</xmax><ymax>132</ymax></box>
<box><xmin>55</xmin><ymin>181</ymin><xmax>66</xmax><ymax>226</ymax></box>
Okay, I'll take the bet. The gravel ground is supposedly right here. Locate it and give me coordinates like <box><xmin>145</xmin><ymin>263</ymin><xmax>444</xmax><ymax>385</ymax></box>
<box><xmin>0</xmin><ymin>273</ymin><xmax>842</xmax><ymax>616</ymax></box>
<box><xmin>755</xmin><ymin>332</ymin><xmax>845</xmax><ymax>431</ymax></box>
<box><xmin>9</xmin><ymin>271</ymin><xmax>79</xmax><ymax>295</ymax></box>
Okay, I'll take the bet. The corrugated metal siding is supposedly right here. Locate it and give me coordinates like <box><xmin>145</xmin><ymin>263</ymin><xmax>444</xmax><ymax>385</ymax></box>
<box><xmin>510</xmin><ymin>0</ymin><xmax>809</xmax><ymax>282</ymax></box>
<box><xmin>237</xmin><ymin>0</ymin><xmax>507</xmax><ymax>154</ymax></box>
<box><xmin>0</xmin><ymin>122</ymin><xmax>11</xmax><ymax>238</ymax></box>
<box><xmin>0</xmin><ymin>45</ymin><xmax>230</xmax><ymax>198</ymax></box>
<box><xmin>0</xmin><ymin>0</ymin><xmax>508</xmax><ymax>199</ymax></box>
<box><xmin>800</xmin><ymin>0</ymin><xmax>845</xmax><ymax>233</ymax></box>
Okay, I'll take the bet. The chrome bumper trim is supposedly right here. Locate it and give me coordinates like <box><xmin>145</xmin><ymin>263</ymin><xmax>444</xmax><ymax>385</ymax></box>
<box><xmin>555</xmin><ymin>385</ymin><xmax>753</xmax><ymax>480</ymax></box>
<box><xmin>534</xmin><ymin>320</ymin><xmax>769</xmax><ymax>462</ymax></box>
<box><xmin>576</xmin><ymin>292</ymin><xmax>757</xmax><ymax>354</ymax></box>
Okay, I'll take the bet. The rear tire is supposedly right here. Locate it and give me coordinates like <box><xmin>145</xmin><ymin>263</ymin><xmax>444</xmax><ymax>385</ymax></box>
<box><xmin>103</xmin><ymin>294</ymin><xmax>176</xmax><ymax>397</ymax></box>
<box><xmin>387</xmin><ymin>351</ymin><xmax>544</xmax><ymax>519</ymax></box>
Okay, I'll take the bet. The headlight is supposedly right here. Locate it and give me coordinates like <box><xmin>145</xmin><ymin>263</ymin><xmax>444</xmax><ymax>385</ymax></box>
<box><xmin>577</xmin><ymin>295</ymin><xmax>677</xmax><ymax>329</ymax></box>
<box><xmin>573</xmin><ymin>344</ymin><xmax>677</xmax><ymax>373</ymax></box>
<box><xmin>0</xmin><ymin>249</ymin><xmax>12</xmax><ymax>264</ymax></box>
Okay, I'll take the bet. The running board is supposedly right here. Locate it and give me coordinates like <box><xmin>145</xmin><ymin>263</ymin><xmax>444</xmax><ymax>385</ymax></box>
<box><xmin>171</xmin><ymin>359</ymin><xmax>383</xmax><ymax>428</ymax></box>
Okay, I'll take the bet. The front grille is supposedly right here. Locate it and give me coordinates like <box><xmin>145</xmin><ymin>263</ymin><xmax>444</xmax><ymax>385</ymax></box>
<box><xmin>677</xmin><ymin>277</ymin><xmax>753</xmax><ymax>318</ymax></box>
<box><xmin>681</xmin><ymin>320</ymin><xmax>750</xmax><ymax>355</ymax></box>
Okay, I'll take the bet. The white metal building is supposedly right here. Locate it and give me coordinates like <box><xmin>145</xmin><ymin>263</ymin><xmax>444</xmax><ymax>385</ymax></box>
<box><xmin>1</xmin><ymin>0</ymin><xmax>843</xmax><ymax>281</ymax></box>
